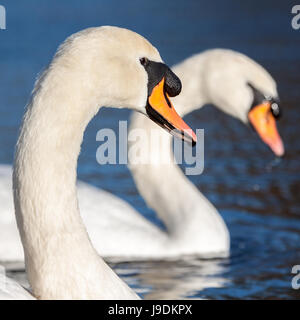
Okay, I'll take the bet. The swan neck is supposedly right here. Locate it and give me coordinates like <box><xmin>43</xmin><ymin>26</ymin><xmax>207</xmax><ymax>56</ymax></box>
<box><xmin>129</xmin><ymin>55</ymin><xmax>222</xmax><ymax>235</ymax></box>
<box><xmin>171</xmin><ymin>55</ymin><xmax>209</xmax><ymax>116</ymax></box>
<box><xmin>129</xmin><ymin>114</ymin><xmax>213</xmax><ymax>234</ymax></box>
<box><xmin>12</xmin><ymin>67</ymin><xmax>118</xmax><ymax>299</ymax></box>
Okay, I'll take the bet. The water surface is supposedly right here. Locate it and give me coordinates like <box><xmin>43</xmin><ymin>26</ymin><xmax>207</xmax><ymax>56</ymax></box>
<box><xmin>0</xmin><ymin>0</ymin><xmax>299</xmax><ymax>299</ymax></box>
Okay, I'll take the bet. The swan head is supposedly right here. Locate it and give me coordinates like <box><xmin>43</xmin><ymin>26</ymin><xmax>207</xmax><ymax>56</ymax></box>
<box><xmin>50</xmin><ymin>26</ymin><xmax>196</xmax><ymax>144</ymax></box>
<box><xmin>201</xmin><ymin>49</ymin><xmax>284</xmax><ymax>156</ymax></box>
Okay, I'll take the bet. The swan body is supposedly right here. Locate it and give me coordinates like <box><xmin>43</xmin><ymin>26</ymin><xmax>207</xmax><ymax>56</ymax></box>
<box><xmin>0</xmin><ymin>269</ymin><xmax>34</xmax><ymax>300</ymax></box>
<box><xmin>0</xmin><ymin>164</ymin><xmax>163</xmax><ymax>262</ymax></box>
<box><xmin>0</xmin><ymin>49</ymin><xmax>283</xmax><ymax>265</ymax></box>
<box><xmin>6</xmin><ymin>26</ymin><xmax>192</xmax><ymax>299</ymax></box>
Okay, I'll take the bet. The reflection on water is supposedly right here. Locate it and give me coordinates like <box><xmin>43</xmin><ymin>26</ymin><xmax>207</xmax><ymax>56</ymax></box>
<box><xmin>113</xmin><ymin>259</ymin><xmax>229</xmax><ymax>299</ymax></box>
<box><xmin>6</xmin><ymin>258</ymin><xmax>229</xmax><ymax>300</ymax></box>
<box><xmin>1</xmin><ymin>0</ymin><xmax>300</xmax><ymax>299</ymax></box>
<box><xmin>6</xmin><ymin>207</ymin><xmax>300</xmax><ymax>299</ymax></box>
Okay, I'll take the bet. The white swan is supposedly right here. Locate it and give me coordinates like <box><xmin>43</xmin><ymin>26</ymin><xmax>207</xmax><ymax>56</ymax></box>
<box><xmin>0</xmin><ymin>269</ymin><xmax>34</xmax><ymax>300</ymax></box>
<box><xmin>0</xmin><ymin>49</ymin><xmax>284</xmax><ymax>263</ymax></box>
<box><xmin>1</xmin><ymin>26</ymin><xmax>194</xmax><ymax>299</ymax></box>
<box><xmin>128</xmin><ymin>49</ymin><xmax>284</xmax><ymax>258</ymax></box>
<box><xmin>0</xmin><ymin>164</ymin><xmax>158</xmax><ymax>262</ymax></box>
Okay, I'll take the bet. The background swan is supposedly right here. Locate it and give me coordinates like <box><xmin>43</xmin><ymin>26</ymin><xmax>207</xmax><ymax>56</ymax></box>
<box><xmin>0</xmin><ymin>49</ymin><xmax>284</xmax><ymax>263</ymax></box>
<box><xmin>0</xmin><ymin>265</ymin><xmax>34</xmax><ymax>299</ymax></box>
<box><xmin>128</xmin><ymin>49</ymin><xmax>284</xmax><ymax>258</ymax></box>
<box><xmin>5</xmin><ymin>26</ymin><xmax>193</xmax><ymax>299</ymax></box>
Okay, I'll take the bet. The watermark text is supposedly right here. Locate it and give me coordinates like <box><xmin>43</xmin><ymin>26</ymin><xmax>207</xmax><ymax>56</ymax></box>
<box><xmin>0</xmin><ymin>5</ymin><xmax>6</xmax><ymax>30</ymax></box>
<box><xmin>291</xmin><ymin>5</ymin><xmax>300</xmax><ymax>30</ymax></box>
<box><xmin>96</xmin><ymin>121</ymin><xmax>204</xmax><ymax>176</ymax></box>
<box><xmin>291</xmin><ymin>265</ymin><xmax>300</xmax><ymax>289</ymax></box>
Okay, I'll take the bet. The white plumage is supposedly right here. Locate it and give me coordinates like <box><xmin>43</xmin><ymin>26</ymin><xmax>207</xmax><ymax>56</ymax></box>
<box><xmin>0</xmin><ymin>49</ymin><xmax>279</xmax><ymax>266</ymax></box>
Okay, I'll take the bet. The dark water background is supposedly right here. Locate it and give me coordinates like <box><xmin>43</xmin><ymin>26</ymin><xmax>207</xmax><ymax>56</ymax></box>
<box><xmin>1</xmin><ymin>0</ymin><xmax>300</xmax><ymax>299</ymax></box>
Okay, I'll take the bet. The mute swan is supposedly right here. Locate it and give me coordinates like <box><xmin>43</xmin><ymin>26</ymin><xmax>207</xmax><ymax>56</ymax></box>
<box><xmin>0</xmin><ymin>49</ymin><xmax>284</xmax><ymax>263</ymax></box>
<box><xmin>128</xmin><ymin>49</ymin><xmax>284</xmax><ymax>258</ymax></box>
<box><xmin>1</xmin><ymin>26</ymin><xmax>194</xmax><ymax>299</ymax></box>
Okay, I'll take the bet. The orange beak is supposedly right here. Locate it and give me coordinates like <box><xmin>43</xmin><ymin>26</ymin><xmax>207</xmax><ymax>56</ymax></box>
<box><xmin>248</xmin><ymin>102</ymin><xmax>284</xmax><ymax>156</ymax></box>
<box><xmin>146</xmin><ymin>78</ymin><xmax>197</xmax><ymax>145</ymax></box>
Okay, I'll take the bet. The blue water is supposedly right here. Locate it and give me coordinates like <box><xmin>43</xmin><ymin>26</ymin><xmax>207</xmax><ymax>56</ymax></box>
<box><xmin>1</xmin><ymin>0</ymin><xmax>300</xmax><ymax>299</ymax></box>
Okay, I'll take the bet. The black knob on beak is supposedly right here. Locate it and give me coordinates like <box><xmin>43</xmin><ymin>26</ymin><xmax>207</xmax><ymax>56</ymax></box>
<box><xmin>164</xmin><ymin>67</ymin><xmax>182</xmax><ymax>97</ymax></box>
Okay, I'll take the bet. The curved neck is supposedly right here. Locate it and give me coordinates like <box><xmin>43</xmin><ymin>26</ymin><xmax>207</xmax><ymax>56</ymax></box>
<box><xmin>13</xmin><ymin>66</ymin><xmax>136</xmax><ymax>299</ymax></box>
<box><xmin>129</xmin><ymin>56</ymin><xmax>225</xmax><ymax>238</ymax></box>
<box><xmin>171</xmin><ymin>54</ymin><xmax>209</xmax><ymax>117</ymax></box>
<box><xmin>129</xmin><ymin>117</ymin><xmax>220</xmax><ymax>237</ymax></box>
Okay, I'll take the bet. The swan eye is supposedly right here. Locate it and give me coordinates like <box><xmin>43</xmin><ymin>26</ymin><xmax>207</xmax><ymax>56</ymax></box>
<box><xmin>139</xmin><ymin>57</ymin><xmax>149</xmax><ymax>66</ymax></box>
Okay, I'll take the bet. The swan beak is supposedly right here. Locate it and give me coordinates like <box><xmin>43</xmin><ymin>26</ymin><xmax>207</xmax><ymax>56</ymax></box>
<box><xmin>248</xmin><ymin>102</ymin><xmax>284</xmax><ymax>156</ymax></box>
<box><xmin>146</xmin><ymin>78</ymin><xmax>197</xmax><ymax>145</ymax></box>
